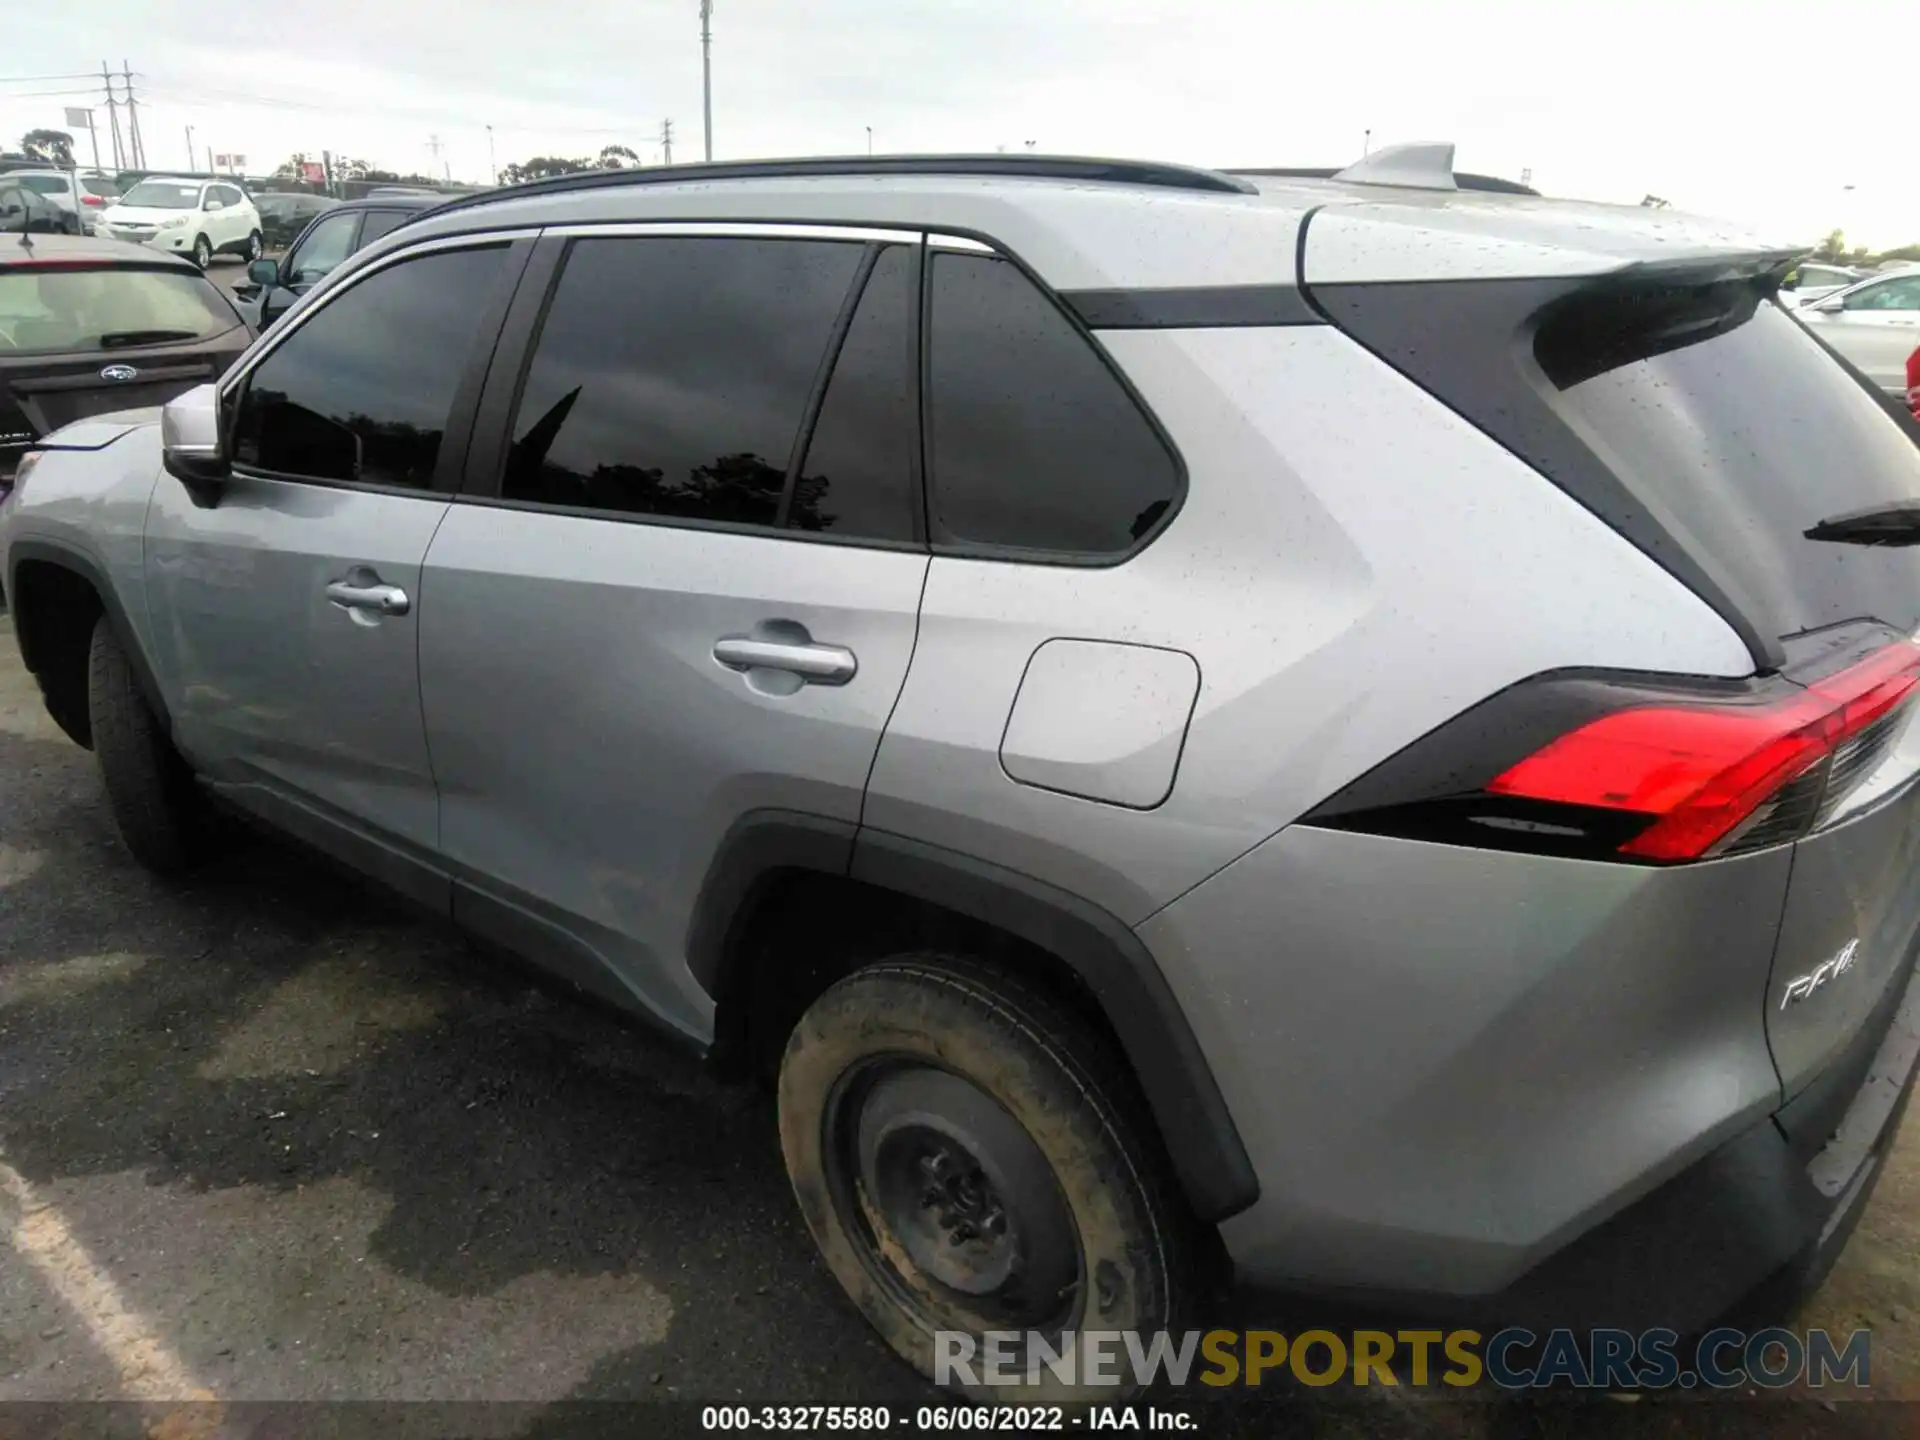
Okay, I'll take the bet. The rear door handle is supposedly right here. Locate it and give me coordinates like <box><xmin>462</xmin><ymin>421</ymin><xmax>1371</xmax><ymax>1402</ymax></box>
<box><xmin>712</xmin><ymin>636</ymin><xmax>857</xmax><ymax>685</ymax></box>
<box><xmin>325</xmin><ymin>580</ymin><xmax>410</xmax><ymax>616</ymax></box>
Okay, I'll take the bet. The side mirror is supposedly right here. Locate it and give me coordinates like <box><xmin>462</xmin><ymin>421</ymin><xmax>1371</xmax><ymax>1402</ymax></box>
<box><xmin>246</xmin><ymin>257</ymin><xmax>280</xmax><ymax>289</ymax></box>
<box><xmin>1812</xmin><ymin>296</ymin><xmax>1847</xmax><ymax>315</ymax></box>
<box><xmin>161</xmin><ymin>383</ymin><xmax>230</xmax><ymax>502</ymax></box>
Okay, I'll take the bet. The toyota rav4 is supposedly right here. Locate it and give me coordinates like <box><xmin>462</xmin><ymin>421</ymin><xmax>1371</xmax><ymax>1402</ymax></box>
<box><xmin>7</xmin><ymin>147</ymin><xmax>1920</xmax><ymax>1401</ymax></box>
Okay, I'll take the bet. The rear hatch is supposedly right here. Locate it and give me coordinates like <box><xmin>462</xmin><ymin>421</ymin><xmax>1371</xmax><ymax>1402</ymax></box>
<box><xmin>1304</xmin><ymin>199</ymin><xmax>1920</xmax><ymax>1100</ymax></box>
<box><xmin>1</xmin><ymin>259</ymin><xmax>251</xmax><ymax>478</ymax></box>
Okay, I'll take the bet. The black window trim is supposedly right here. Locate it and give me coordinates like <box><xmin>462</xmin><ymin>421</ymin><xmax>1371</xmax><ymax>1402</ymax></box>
<box><xmin>918</xmin><ymin>229</ymin><xmax>1190</xmax><ymax>567</ymax></box>
<box><xmin>453</xmin><ymin>218</ymin><xmax>1187</xmax><ymax>565</ymax></box>
<box><xmin>223</xmin><ymin>235</ymin><xmax>534</xmax><ymax>496</ymax></box>
<box><xmin>459</xmin><ymin>222</ymin><xmax>931</xmax><ymax>553</ymax></box>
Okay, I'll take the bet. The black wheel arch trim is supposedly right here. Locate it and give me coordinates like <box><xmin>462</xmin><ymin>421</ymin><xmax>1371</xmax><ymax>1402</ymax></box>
<box><xmin>6</xmin><ymin>537</ymin><xmax>172</xmax><ymax>734</ymax></box>
<box><xmin>687</xmin><ymin>810</ymin><xmax>1260</xmax><ymax>1223</ymax></box>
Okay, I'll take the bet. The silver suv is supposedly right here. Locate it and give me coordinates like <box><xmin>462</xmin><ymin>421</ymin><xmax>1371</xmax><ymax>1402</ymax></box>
<box><xmin>7</xmin><ymin>148</ymin><xmax>1920</xmax><ymax>1400</ymax></box>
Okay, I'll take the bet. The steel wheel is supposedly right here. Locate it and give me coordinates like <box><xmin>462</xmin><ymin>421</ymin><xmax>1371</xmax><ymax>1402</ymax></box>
<box><xmin>833</xmin><ymin>1062</ymin><xmax>1082</xmax><ymax>1331</ymax></box>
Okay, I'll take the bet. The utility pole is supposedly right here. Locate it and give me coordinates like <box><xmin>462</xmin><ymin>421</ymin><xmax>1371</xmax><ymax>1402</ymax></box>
<box><xmin>101</xmin><ymin>62</ymin><xmax>125</xmax><ymax>172</ymax></box>
<box><xmin>866</xmin><ymin>126</ymin><xmax>873</xmax><ymax>155</ymax></box>
<box><xmin>1363</xmin><ymin>128</ymin><xmax>1372</xmax><ymax>156</ymax></box>
<box><xmin>700</xmin><ymin>0</ymin><xmax>713</xmax><ymax>162</ymax></box>
<box><xmin>122</xmin><ymin>61</ymin><xmax>145</xmax><ymax>169</ymax></box>
<box><xmin>486</xmin><ymin>125</ymin><xmax>497</xmax><ymax>184</ymax></box>
<box><xmin>427</xmin><ymin>133</ymin><xmax>444</xmax><ymax>179</ymax></box>
<box><xmin>661</xmin><ymin>118</ymin><xmax>674</xmax><ymax>166</ymax></box>
<box><xmin>184</xmin><ymin>125</ymin><xmax>194</xmax><ymax>172</ymax></box>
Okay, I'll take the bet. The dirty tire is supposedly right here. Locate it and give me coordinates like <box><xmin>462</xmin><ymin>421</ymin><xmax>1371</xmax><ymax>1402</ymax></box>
<box><xmin>87</xmin><ymin>617</ymin><xmax>209</xmax><ymax>875</ymax></box>
<box><xmin>191</xmin><ymin>233</ymin><xmax>212</xmax><ymax>270</ymax></box>
<box><xmin>780</xmin><ymin>954</ymin><xmax>1193</xmax><ymax>1403</ymax></box>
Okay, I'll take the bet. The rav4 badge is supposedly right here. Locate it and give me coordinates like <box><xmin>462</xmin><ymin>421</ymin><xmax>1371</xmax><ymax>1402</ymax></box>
<box><xmin>1782</xmin><ymin>938</ymin><xmax>1861</xmax><ymax>1010</ymax></box>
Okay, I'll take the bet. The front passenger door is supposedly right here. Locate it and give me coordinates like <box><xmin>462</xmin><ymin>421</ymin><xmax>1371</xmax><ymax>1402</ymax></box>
<box><xmin>145</xmin><ymin>238</ymin><xmax>526</xmax><ymax>908</ymax></box>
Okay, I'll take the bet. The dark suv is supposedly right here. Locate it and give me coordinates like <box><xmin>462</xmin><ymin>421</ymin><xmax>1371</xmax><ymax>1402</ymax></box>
<box><xmin>232</xmin><ymin>193</ymin><xmax>441</xmax><ymax>329</ymax></box>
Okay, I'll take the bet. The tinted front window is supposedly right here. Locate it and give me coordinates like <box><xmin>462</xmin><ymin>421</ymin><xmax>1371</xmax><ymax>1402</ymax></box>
<box><xmin>233</xmin><ymin>245</ymin><xmax>505</xmax><ymax>488</ymax></box>
<box><xmin>927</xmin><ymin>252</ymin><xmax>1180</xmax><ymax>555</ymax></box>
<box><xmin>1553</xmin><ymin>300</ymin><xmax>1920</xmax><ymax>635</ymax></box>
<box><xmin>0</xmin><ymin>268</ymin><xmax>237</xmax><ymax>353</ymax></box>
<box><xmin>287</xmin><ymin>213</ymin><xmax>358</xmax><ymax>285</ymax></box>
<box><xmin>503</xmin><ymin>236</ymin><xmax>863</xmax><ymax>527</ymax></box>
<box><xmin>17</xmin><ymin>176</ymin><xmax>69</xmax><ymax>196</ymax></box>
<box><xmin>79</xmin><ymin>177</ymin><xmax>119</xmax><ymax>198</ymax></box>
<box><xmin>790</xmin><ymin>246</ymin><xmax>917</xmax><ymax>541</ymax></box>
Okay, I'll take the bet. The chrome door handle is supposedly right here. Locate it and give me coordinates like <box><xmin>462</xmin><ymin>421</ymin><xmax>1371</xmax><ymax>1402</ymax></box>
<box><xmin>324</xmin><ymin>580</ymin><xmax>411</xmax><ymax>616</ymax></box>
<box><xmin>712</xmin><ymin>636</ymin><xmax>857</xmax><ymax>685</ymax></box>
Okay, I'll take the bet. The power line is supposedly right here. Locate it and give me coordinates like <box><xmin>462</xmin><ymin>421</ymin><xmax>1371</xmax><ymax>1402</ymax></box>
<box><xmin>0</xmin><ymin>72</ymin><xmax>112</xmax><ymax>85</ymax></box>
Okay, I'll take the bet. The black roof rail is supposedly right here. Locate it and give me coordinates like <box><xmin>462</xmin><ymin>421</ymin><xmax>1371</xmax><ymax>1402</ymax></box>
<box><xmin>1228</xmin><ymin>166</ymin><xmax>1541</xmax><ymax>197</ymax></box>
<box><xmin>411</xmin><ymin>153</ymin><xmax>1259</xmax><ymax>224</ymax></box>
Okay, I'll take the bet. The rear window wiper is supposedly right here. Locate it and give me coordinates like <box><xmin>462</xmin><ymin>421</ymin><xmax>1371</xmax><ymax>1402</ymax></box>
<box><xmin>97</xmin><ymin>329</ymin><xmax>202</xmax><ymax>349</ymax></box>
<box><xmin>1805</xmin><ymin>503</ymin><xmax>1920</xmax><ymax>546</ymax></box>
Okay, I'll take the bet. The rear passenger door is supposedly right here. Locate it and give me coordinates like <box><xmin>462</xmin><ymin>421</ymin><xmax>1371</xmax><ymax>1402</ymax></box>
<box><xmin>418</xmin><ymin>225</ymin><xmax>928</xmax><ymax>1035</ymax></box>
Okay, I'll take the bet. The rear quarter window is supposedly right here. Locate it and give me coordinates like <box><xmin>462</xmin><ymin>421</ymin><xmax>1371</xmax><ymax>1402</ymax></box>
<box><xmin>926</xmin><ymin>252</ymin><xmax>1181</xmax><ymax>558</ymax></box>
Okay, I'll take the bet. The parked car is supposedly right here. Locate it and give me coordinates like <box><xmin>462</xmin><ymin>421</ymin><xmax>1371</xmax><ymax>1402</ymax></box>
<box><xmin>0</xmin><ymin>232</ymin><xmax>251</xmax><ymax>495</ymax></box>
<box><xmin>1779</xmin><ymin>260</ymin><xmax>1867</xmax><ymax>308</ymax></box>
<box><xmin>0</xmin><ymin>171</ymin><xmax>89</xmax><ymax>234</ymax></box>
<box><xmin>1797</xmin><ymin>270</ymin><xmax>1920</xmax><ymax>393</ymax></box>
<box><xmin>9</xmin><ymin>149</ymin><xmax>1920</xmax><ymax>1402</ymax></box>
<box><xmin>0</xmin><ymin>183</ymin><xmax>72</xmax><ymax>236</ymax></box>
<box><xmin>233</xmin><ymin>192</ymin><xmax>439</xmax><ymax>329</ymax></box>
<box><xmin>1909</xmin><ymin>343</ymin><xmax>1920</xmax><ymax>419</ymax></box>
<box><xmin>253</xmin><ymin>190</ymin><xmax>339</xmax><ymax>250</ymax></box>
<box><xmin>96</xmin><ymin>176</ymin><xmax>263</xmax><ymax>271</ymax></box>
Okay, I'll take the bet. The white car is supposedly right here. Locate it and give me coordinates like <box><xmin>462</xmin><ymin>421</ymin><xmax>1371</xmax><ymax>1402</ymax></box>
<box><xmin>1778</xmin><ymin>261</ymin><xmax>1867</xmax><ymax>309</ymax></box>
<box><xmin>96</xmin><ymin>176</ymin><xmax>263</xmax><ymax>271</ymax></box>
<box><xmin>1797</xmin><ymin>270</ymin><xmax>1920</xmax><ymax>394</ymax></box>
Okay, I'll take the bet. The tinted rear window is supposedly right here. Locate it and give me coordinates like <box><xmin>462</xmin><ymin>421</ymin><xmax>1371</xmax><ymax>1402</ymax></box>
<box><xmin>1546</xmin><ymin>299</ymin><xmax>1920</xmax><ymax>638</ymax></box>
<box><xmin>0</xmin><ymin>268</ymin><xmax>238</xmax><ymax>354</ymax></box>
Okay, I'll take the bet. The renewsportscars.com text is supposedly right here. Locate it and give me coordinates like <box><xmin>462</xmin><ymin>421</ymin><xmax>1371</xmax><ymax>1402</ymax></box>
<box><xmin>935</xmin><ymin>1326</ymin><xmax>1872</xmax><ymax>1391</ymax></box>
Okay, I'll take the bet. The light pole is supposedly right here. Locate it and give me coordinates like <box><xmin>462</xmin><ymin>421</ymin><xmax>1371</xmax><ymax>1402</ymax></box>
<box><xmin>700</xmin><ymin>0</ymin><xmax>714</xmax><ymax>162</ymax></box>
<box><xmin>184</xmin><ymin>124</ymin><xmax>194</xmax><ymax>172</ymax></box>
<box><xmin>486</xmin><ymin>124</ymin><xmax>497</xmax><ymax>184</ymax></box>
<box><xmin>866</xmin><ymin>126</ymin><xmax>873</xmax><ymax>156</ymax></box>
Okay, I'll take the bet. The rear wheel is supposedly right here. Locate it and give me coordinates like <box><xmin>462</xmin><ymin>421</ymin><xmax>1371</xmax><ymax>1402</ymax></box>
<box><xmin>779</xmin><ymin>955</ymin><xmax>1194</xmax><ymax>1402</ymax></box>
<box><xmin>244</xmin><ymin>230</ymin><xmax>263</xmax><ymax>262</ymax></box>
<box><xmin>191</xmin><ymin>233</ymin><xmax>212</xmax><ymax>270</ymax></box>
<box><xmin>87</xmin><ymin>618</ymin><xmax>215</xmax><ymax>875</ymax></box>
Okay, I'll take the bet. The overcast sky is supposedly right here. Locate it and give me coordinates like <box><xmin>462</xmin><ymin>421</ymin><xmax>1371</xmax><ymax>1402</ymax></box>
<box><xmin>5</xmin><ymin>0</ymin><xmax>1913</xmax><ymax>248</ymax></box>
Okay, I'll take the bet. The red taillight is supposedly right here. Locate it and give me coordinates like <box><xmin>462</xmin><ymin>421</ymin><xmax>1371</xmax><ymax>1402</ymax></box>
<box><xmin>1490</xmin><ymin>641</ymin><xmax>1920</xmax><ymax>861</ymax></box>
<box><xmin>82</xmin><ymin>194</ymin><xmax>106</xmax><ymax>206</ymax></box>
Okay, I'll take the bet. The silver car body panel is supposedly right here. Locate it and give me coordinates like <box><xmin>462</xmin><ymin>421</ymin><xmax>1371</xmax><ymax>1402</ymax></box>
<box><xmin>864</xmin><ymin>326</ymin><xmax>1750</xmax><ymax>925</ymax></box>
<box><xmin>1139</xmin><ymin>824</ymin><xmax>1793</xmax><ymax>1296</ymax></box>
<box><xmin>143</xmin><ymin>473</ymin><xmax>451</xmax><ymax>903</ymax></box>
<box><xmin>416</xmin><ymin>504</ymin><xmax>929</xmax><ymax>1038</ymax></box>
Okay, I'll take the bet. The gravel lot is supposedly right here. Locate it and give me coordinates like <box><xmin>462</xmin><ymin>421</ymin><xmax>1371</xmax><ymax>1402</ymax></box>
<box><xmin>3</xmin><ymin>606</ymin><xmax>1919</xmax><ymax>1437</ymax></box>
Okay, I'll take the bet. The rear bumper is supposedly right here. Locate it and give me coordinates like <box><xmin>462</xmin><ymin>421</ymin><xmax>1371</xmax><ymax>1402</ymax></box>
<box><xmin>1239</xmin><ymin>948</ymin><xmax>1920</xmax><ymax>1334</ymax></box>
